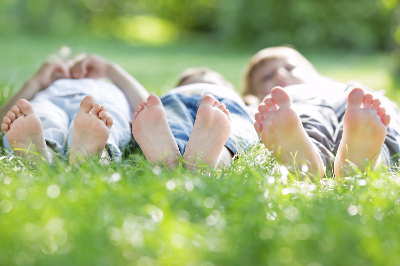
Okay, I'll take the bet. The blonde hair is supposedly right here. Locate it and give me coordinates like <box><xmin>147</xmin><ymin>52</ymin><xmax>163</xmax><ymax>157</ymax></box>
<box><xmin>177</xmin><ymin>67</ymin><xmax>234</xmax><ymax>89</ymax></box>
<box><xmin>242</xmin><ymin>46</ymin><xmax>318</xmax><ymax>99</ymax></box>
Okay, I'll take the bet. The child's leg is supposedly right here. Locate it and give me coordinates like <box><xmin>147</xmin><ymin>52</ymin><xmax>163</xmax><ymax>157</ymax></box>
<box><xmin>30</xmin><ymin>97</ymin><xmax>70</xmax><ymax>156</ymax></box>
<box><xmin>132</xmin><ymin>93</ymin><xmax>252</xmax><ymax>169</ymax></box>
<box><xmin>254</xmin><ymin>87</ymin><xmax>325</xmax><ymax>179</ymax></box>
<box><xmin>66</xmin><ymin>97</ymin><xmax>132</xmax><ymax>162</ymax></box>
<box><xmin>184</xmin><ymin>95</ymin><xmax>258</xmax><ymax>169</ymax></box>
<box><xmin>131</xmin><ymin>93</ymin><xmax>233</xmax><ymax>169</ymax></box>
<box><xmin>334</xmin><ymin>88</ymin><xmax>390</xmax><ymax>178</ymax></box>
<box><xmin>183</xmin><ymin>94</ymin><xmax>231</xmax><ymax>169</ymax></box>
<box><xmin>1</xmin><ymin>96</ymin><xmax>71</xmax><ymax>162</ymax></box>
<box><xmin>219</xmin><ymin>97</ymin><xmax>260</xmax><ymax>161</ymax></box>
<box><xmin>161</xmin><ymin>93</ymin><xmax>198</xmax><ymax>156</ymax></box>
<box><xmin>335</xmin><ymin>88</ymin><xmax>400</xmax><ymax>170</ymax></box>
<box><xmin>1</xmin><ymin>99</ymin><xmax>52</xmax><ymax>162</ymax></box>
<box><xmin>131</xmin><ymin>95</ymin><xmax>181</xmax><ymax>168</ymax></box>
<box><xmin>69</xmin><ymin>96</ymin><xmax>113</xmax><ymax>164</ymax></box>
<box><xmin>53</xmin><ymin>80</ymin><xmax>133</xmax><ymax>161</ymax></box>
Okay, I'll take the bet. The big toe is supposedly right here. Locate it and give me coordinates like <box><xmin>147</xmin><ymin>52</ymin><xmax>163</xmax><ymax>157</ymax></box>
<box><xmin>79</xmin><ymin>96</ymin><xmax>96</xmax><ymax>114</ymax></box>
<box><xmin>146</xmin><ymin>95</ymin><xmax>162</xmax><ymax>107</ymax></box>
<box><xmin>16</xmin><ymin>99</ymin><xmax>35</xmax><ymax>116</ymax></box>
<box><xmin>347</xmin><ymin>88</ymin><xmax>365</xmax><ymax>107</ymax></box>
<box><xmin>270</xmin><ymin>87</ymin><xmax>291</xmax><ymax>108</ymax></box>
<box><xmin>200</xmin><ymin>94</ymin><xmax>216</xmax><ymax>107</ymax></box>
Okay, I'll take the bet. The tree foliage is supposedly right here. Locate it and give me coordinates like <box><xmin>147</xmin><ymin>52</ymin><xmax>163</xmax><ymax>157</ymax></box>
<box><xmin>0</xmin><ymin>0</ymin><xmax>399</xmax><ymax>50</ymax></box>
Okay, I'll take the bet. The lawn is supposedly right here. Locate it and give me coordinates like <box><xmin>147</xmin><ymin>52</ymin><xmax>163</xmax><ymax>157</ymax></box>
<box><xmin>1</xmin><ymin>34</ymin><xmax>400</xmax><ymax>266</ymax></box>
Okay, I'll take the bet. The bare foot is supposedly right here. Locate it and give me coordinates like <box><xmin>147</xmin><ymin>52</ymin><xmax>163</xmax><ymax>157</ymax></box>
<box><xmin>334</xmin><ymin>88</ymin><xmax>390</xmax><ymax>178</ymax></box>
<box><xmin>254</xmin><ymin>87</ymin><xmax>324</xmax><ymax>178</ymax></box>
<box><xmin>131</xmin><ymin>95</ymin><xmax>181</xmax><ymax>168</ymax></box>
<box><xmin>183</xmin><ymin>94</ymin><xmax>231</xmax><ymax>169</ymax></box>
<box><xmin>69</xmin><ymin>96</ymin><xmax>113</xmax><ymax>164</ymax></box>
<box><xmin>1</xmin><ymin>99</ymin><xmax>51</xmax><ymax>162</ymax></box>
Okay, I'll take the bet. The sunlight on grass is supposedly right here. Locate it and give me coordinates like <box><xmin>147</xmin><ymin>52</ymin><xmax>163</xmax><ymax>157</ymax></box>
<box><xmin>0</xmin><ymin>144</ymin><xmax>400</xmax><ymax>265</ymax></box>
<box><xmin>328</xmin><ymin>68</ymin><xmax>392</xmax><ymax>91</ymax></box>
<box><xmin>112</xmin><ymin>15</ymin><xmax>178</xmax><ymax>45</ymax></box>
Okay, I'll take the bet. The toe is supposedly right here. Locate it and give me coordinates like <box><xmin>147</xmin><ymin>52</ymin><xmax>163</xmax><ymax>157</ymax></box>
<box><xmin>363</xmin><ymin>94</ymin><xmax>373</xmax><ymax>108</ymax></box>
<box><xmin>382</xmin><ymin>114</ymin><xmax>391</xmax><ymax>126</ymax></box>
<box><xmin>3</xmin><ymin>116</ymin><xmax>11</xmax><ymax>124</ymax></box>
<box><xmin>219</xmin><ymin>103</ymin><xmax>226</xmax><ymax>111</ymax></box>
<box><xmin>7</xmin><ymin>111</ymin><xmax>16</xmax><ymax>122</ymax></box>
<box><xmin>254</xmin><ymin>122</ymin><xmax>262</xmax><ymax>134</ymax></box>
<box><xmin>92</xmin><ymin>103</ymin><xmax>101</xmax><ymax>115</ymax></box>
<box><xmin>223</xmin><ymin>109</ymin><xmax>230</xmax><ymax>120</ymax></box>
<box><xmin>200</xmin><ymin>94</ymin><xmax>216</xmax><ymax>107</ymax></box>
<box><xmin>1</xmin><ymin>123</ymin><xmax>9</xmax><ymax>133</ymax></box>
<box><xmin>78</xmin><ymin>96</ymin><xmax>95</xmax><ymax>114</ymax></box>
<box><xmin>258</xmin><ymin>104</ymin><xmax>269</xmax><ymax>114</ymax></box>
<box><xmin>11</xmin><ymin>105</ymin><xmax>21</xmax><ymax>118</ymax></box>
<box><xmin>264</xmin><ymin>98</ymin><xmax>277</xmax><ymax>111</ymax></box>
<box><xmin>347</xmin><ymin>88</ymin><xmax>365</xmax><ymax>107</ymax></box>
<box><xmin>371</xmin><ymin>99</ymin><xmax>381</xmax><ymax>111</ymax></box>
<box><xmin>16</xmin><ymin>99</ymin><xmax>35</xmax><ymax>116</ymax></box>
<box><xmin>100</xmin><ymin>106</ymin><xmax>107</xmax><ymax>113</ymax></box>
<box><xmin>99</xmin><ymin>111</ymin><xmax>109</xmax><ymax>122</ymax></box>
<box><xmin>377</xmin><ymin>107</ymin><xmax>386</xmax><ymax>118</ymax></box>
<box><xmin>213</xmin><ymin>100</ymin><xmax>221</xmax><ymax>108</ymax></box>
<box><xmin>140</xmin><ymin>101</ymin><xmax>149</xmax><ymax>109</ymax></box>
<box><xmin>136</xmin><ymin>105</ymin><xmax>144</xmax><ymax>113</ymax></box>
<box><xmin>255</xmin><ymin>112</ymin><xmax>264</xmax><ymax>122</ymax></box>
<box><xmin>106</xmin><ymin>116</ymin><xmax>113</xmax><ymax>129</ymax></box>
<box><xmin>270</xmin><ymin>87</ymin><xmax>291</xmax><ymax>108</ymax></box>
<box><xmin>146</xmin><ymin>95</ymin><xmax>162</xmax><ymax>107</ymax></box>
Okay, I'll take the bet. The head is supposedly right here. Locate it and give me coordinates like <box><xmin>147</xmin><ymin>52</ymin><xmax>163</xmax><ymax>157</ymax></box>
<box><xmin>243</xmin><ymin>46</ymin><xmax>321</xmax><ymax>101</ymax></box>
<box><xmin>177</xmin><ymin>67</ymin><xmax>234</xmax><ymax>89</ymax></box>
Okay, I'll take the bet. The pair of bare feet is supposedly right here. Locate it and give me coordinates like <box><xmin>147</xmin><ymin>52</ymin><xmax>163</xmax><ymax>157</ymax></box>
<box><xmin>1</xmin><ymin>96</ymin><xmax>113</xmax><ymax>164</ymax></box>
<box><xmin>131</xmin><ymin>94</ymin><xmax>232</xmax><ymax>169</ymax></box>
<box><xmin>254</xmin><ymin>87</ymin><xmax>391</xmax><ymax>179</ymax></box>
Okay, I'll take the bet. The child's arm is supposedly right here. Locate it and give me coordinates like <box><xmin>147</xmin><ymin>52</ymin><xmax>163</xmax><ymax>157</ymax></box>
<box><xmin>70</xmin><ymin>55</ymin><xmax>150</xmax><ymax>110</ymax></box>
<box><xmin>1</xmin><ymin>59</ymin><xmax>70</xmax><ymax>118</ymax></box>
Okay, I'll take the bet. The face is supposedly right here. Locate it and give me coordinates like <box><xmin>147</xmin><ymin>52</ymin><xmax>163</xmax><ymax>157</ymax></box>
<box><xmin>251</xmin><ymin>57</ymin><xmax>316</xmax><ymax>98</ymax></box>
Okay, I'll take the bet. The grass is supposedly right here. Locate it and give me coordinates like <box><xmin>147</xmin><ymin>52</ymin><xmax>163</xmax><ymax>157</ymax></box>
<box><xmin>1</xmin><ymin>34</ymin><xmax>400</xmax><ymax>265</ymax></box>
<box><xmin>1</xmin><ymin>146</ymin><xmax>400</xmax><ymax>266</ymax></box>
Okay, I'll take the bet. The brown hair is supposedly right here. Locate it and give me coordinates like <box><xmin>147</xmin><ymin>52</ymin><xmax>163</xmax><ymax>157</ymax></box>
<box><xmin>177</xmin><ymin>67</ymin><xmax>234</xmax><ymax>89</ymax></box>
<box><xmin>242</xmin><ymin>46</ymin><xmax>318</xmax><ymax>99</ymax></box>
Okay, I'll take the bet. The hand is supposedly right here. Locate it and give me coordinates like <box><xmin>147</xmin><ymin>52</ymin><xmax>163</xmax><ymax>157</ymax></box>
<box><xmin>31</xmin><ymin>59</ymin><xmax>71</xmax><ymax>90</ymax></box>
<box><xmin>70</xmin><ymin>54</ymin><xmax>112</xmax><ymax>80</ymax></box>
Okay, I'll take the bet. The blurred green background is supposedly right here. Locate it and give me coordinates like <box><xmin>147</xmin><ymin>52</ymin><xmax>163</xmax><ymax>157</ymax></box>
<box><xmin>3</xmin><ymin>0</ymin><xmax>400</xmax><ymax>156</ymax></box>
<box><xmin>1</xmin><ymin>0</ymin><xmax>400</xmax><ymax>98</ymax></box>
<box><xmin>2</xmin><ymin>0</ymin><xmax>400</xmax><ymax>50</ymax></box>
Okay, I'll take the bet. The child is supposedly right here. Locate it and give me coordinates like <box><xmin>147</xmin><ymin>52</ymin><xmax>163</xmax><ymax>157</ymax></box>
<box><xmin>131</xmin><ymin>67</ymin><xmax>258</xmax><ymax>169</ymax></box>
<box><xmin>1</xmin><ymin>52</ymin><xmax>149</xmax><ymax>164</ymax></box>
<box><xmin>244</xmin><ymin>46</ymin><xmax>400</xmax><ymax>178</ymax></box>
<box><xmin>177</xmin><ymin>67</ymin><xmax>234</xmax><ymax>89</ymax></box>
